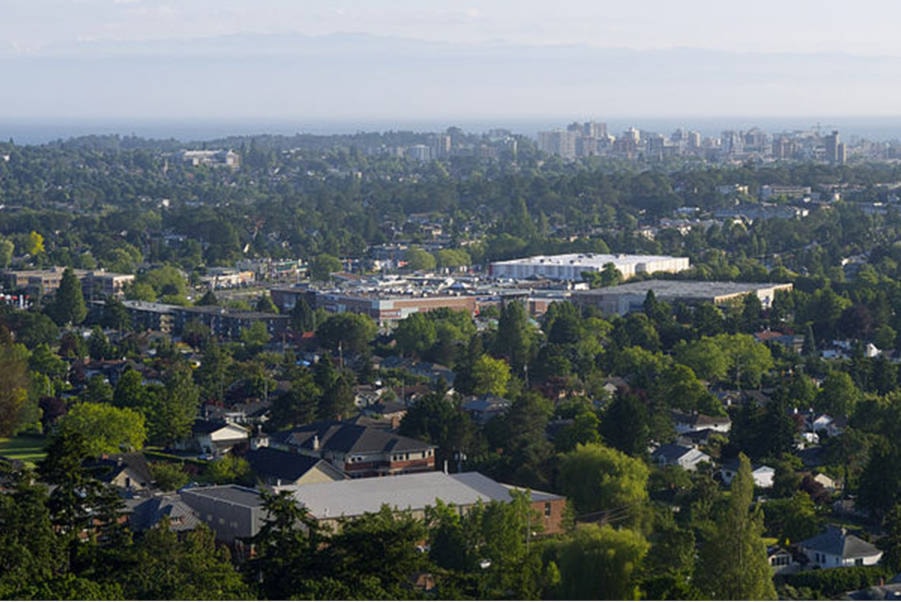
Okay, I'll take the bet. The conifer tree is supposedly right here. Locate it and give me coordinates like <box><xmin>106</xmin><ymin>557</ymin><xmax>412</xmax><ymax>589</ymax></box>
<box><xmin>695</xmin><ymin>453</ymin><xmax>776</xmax><ymax>600</ymax></box>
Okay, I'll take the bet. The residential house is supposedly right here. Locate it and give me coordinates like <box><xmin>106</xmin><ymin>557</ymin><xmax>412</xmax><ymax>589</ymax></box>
<box><xmin>244</xmin><ymin>447</ymin><xmax>348</xmax><ymax>487</ymax></box>
<box><xmin>719</xmin><ymin>458</ymin><xmax>776</xmax><ymax>488</ymax></box>
<box><xmin>799</xmin><ymin>526</ymin><xmax>883</xmax><ymax>568</ymax></box>
<box><xmin>461</xmin><ymin>395</ymin><xmax>511</xmax><ymax>425</ymax></box>
<box><xmin>671</xmin><ymin>411</ymin><xmax>731</xmax><ymax>435</ymax></box>
<box><xmin>651</xmin><ymin>444</ymin><xmax>711</xmax><ymax>472</ymax></box>
<box><xmin>809</xmin><ymin>414</ymin><xmax>846</xmax><ymax>438</ymax></box>
<box><xmin>275</xmin><ymin>470</ymin><xmax>567</xmax><ymax>535</ymax></box>
<box><xmin>83</xmin><ymin>452</ymin><xmax>154</xmax><ymax>493</ymax></box>
<box><xmin>361</xmin><ymin>399</ymin><xmax>408</xmax><ymax>429</ymax></box>
<box><xmin>273</xmin><ymin>420</ymin><xmax>436</xmax><ymax>478</ymax></box>
<box><xmin>188</xmin><ymin>420</ymin><xmax>252</xmax><ymax>457</ymax></box>
<box><xmin>768</xmin><ymin>545</ymin><xmax>798</xmax><ymax>574</ymax></box>
<box><xmin>126</xmin><ymin>494</ymin><xmax>201</xmax><ymax>533</ymax></box>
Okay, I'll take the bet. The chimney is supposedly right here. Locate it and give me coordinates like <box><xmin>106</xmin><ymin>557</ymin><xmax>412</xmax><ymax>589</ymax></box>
<box><xmin>313</xmin><ymin>435</ymin><xmax>320</xmax><ymax>451</ymax></box>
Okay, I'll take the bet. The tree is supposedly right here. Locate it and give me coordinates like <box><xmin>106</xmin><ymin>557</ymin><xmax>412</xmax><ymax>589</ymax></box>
<box><xmin>122</xmin><ymin>520</ymin><xmax>251</xmax><ymax>600</ymax></box>
<box><xmin>695</xmin><ymin>453</ymin><xmax>776</xmax><ymax>600</ymax></box>
<box><xmin>149</xmin><ymin>362</ymin><xmax>200</xmax><ymax>446</ymax></box>
<box><xmin>240</xmin><ymin>321</ymin><xmax>271</xmax><ymax>351</ymax></box>
<box><xmin>56</xmin><ymin>402</ymin><xmax>147</xmax><ymax>455</ymax></box>
<box><xmin>246</xmin><ymin>490</ymin><xmax>328</xmax><ymax>600</ymax></box>
<box><xmin>87</xmin><ymin>325</ymin><xmax>113</xmax><ymax>360</ymax></box>
<box><xmin>0</xmin><ymin>332</ymin><xmax>30</xmax><ymax>436</ymax></box>
<box><xmin>315</xmin><ymin>312</ymin><xmax>376</xmax><ymax>354</ymax></box>
<box><xmin>816</xmin><ymin>370</ymin><xmax>861</xmax><ymax>418</ymax></box>
<box><xmin>494</xmin><ymin>299</ymin><xmax>536</xmax><ymax>375</ymax></box>
<box><xmin>308</xmin><ymin>253</ymin><xmax>342</xmax><ymax>282</ymax></box>
<box><xmin>471</xmin><ymin>354</ymin><xmax>511</xmax><ymax>397</ymax></box>
<box><xmin>405</xmin><ymin>246</ymin><xmax>437</xmax><ymax>272</ymax></box>
<box><xmin>552</xmin><ymin>523</ymin><xmax>649</xmax><ymax>600</ymax></box>
<box><xmin>26</xmin><ymin>230</ymin><xmax>45</xmax><ymax>256</ymax></box>
<box><xmin>45</xmin><ymin>267</ymin><xmax>87</xmax><ymax>326</ymax></box>
<box><xmin>0</xmin><ymin>474</ymin><xmax>64</xmax><ymax>598</ymax></box>
<box><xmin>600</xmin><ymin>392</ymin><xmax>650</xmax><ymax>457</ymax></box>
<box><xmin>196</xmin><ymin>289</ymin><xmax>219</xmax><ymax>306</ymax></box>
<box><xmin>112</xmin><ymin>366</ymin><xmax>150</xmax><ymax>410</ymax></box>
<box><xmin>270</xmin><ymin>368</ymin><xmax>321</xmax><ymax>430</ymax></box>
<box><xmin>317</xmin><ymin>371</ymin><xmax>355</xmax><ymax>421</ymax></box>
<box><xmin>0</xmin><ymin>236</ymin><xmax>14</xmax><ymax>268</ymax></box>
<box><xmin>393</xmin><ymin>312</ymin><xmax>437</xmax><ymax>359</ymax></box>
<box><xmin>763</xmin><ymin>492</ymin><xmax>820</xmax><ymax>546</ymax></box>
<box><xmin>557</xmin><ymin>442</ymin><xmax>650</xmax><ymax>528</ymax></box>
<box><xmin>255</xmin><ymin>294</ymin><xmax>278</xmax><ymax>314</ymax></box>
<box><xmin>290</xmin><ymin>297</ymin><xmax>317</xmax><ymax>332</ymax></box>
<box><xmin>204</xmin><ymin>455</ymin><xmax>252</xmax><ymax>485</ymax></box>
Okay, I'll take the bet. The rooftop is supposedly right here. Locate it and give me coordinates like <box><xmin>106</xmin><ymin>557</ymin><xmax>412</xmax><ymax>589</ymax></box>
<box><xmin>274</xmin><ymin>471</ymin><xmax>562</xmax><ymax>520</ymax></box>
<box><xmin>574</xmin><ymin>279</ymin><xmax>792</xmax><ymax>299</ymax></box>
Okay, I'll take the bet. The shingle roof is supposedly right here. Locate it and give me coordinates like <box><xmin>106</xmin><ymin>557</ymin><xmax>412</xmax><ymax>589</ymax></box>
<box><xmin>83</xmin><ymin>452</ymin><xmax>153</xmax><ymax>486</ymax></box>
<box><xmin>286</xmin><ymin>420</ymin><xmax>435</xmax><ymax>455</ymax></box>
<box><xmin>801</xmin><ymin>525</ymin><xmax>881</xmax><ymax>559</ymax></box>
<box><xmin>127</xmin><ymin>494</ymin><xmax>201</xmax><ymax>532</ymax></box>
<box><xmin>245</xmin><ymin>447</ymin><xmax>346</xmax><ymax>482</ymax></box>
<box><xmin>274</xmin><ymin>471</ymin><xmax>562</xmax><ymax>520</ymax></box>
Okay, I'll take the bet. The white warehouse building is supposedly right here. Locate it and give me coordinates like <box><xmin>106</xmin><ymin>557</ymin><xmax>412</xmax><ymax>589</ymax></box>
<box><xmin>488</xmin><ymin>253</ymin><xmax>690</xmax><ymax>282</ymax></box>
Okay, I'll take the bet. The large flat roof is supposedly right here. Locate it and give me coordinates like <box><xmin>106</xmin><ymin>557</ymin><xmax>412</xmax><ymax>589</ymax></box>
<box><xmin>274</xmin><ymin>471</ymin><xmax>561</xmax><ymax>519</ymax></box>
<box><xmin>491</xmin><ymin>253</ymin><xmax>685</xmax><ymax>268</ymax></box>
<box><xmin>573</xmin><ymin>279</ymin><xmax>791</xmax><ymax>300</ymax></box>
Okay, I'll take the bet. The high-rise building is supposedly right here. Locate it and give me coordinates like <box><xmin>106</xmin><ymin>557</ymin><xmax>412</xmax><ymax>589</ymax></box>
<box><xmin>537</xmin><ymin>130</ymin><xmax>578</xmax><ymax>159</ymax></box>
<box><xmin>825</xmin><ymin>130</ymin><xmax>844</xmax><ymax>164</ymax></box>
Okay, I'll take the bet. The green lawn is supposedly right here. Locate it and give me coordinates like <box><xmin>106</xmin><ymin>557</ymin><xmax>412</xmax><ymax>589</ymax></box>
<box><xmin>0</xmin><ymin>434</ymin><xmax>47</xmax><ymax>464</ymax></box>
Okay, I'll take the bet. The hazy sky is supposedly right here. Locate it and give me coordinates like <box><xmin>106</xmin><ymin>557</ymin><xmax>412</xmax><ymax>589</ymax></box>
<box><xmin>3</xmin><ymin>0</ymin><xmax>901</xmax><ymax>125</ymax></box>
<box><xmin>5</xmin><ymin>0</ymin><xmax>898</xmax><ymax>55</ymax></box>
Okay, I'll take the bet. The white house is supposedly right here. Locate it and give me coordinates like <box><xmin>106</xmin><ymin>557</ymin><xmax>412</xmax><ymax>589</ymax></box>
<box><xmin>719</xmin><ymin>460</ymin><xmax>776</xmax><ymax>489</ymax></box>
<box><xmin>190</xmin><ymin>420</ymin><xmax>252</xmax><ymax>457</ymax></box>
<box><xmin>799</xmin><ymin>526</ymin><xmax>883</xmax><ymax>568</ymax></box>
<box><xmin>651</xmin><ymin>444</ymin><xmax>711</xmax><ymax>472</ymax></box>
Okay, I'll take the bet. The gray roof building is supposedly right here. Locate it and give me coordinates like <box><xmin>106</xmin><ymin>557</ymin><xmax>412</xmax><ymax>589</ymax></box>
<box><xmin>274</xmin><ymin>470</ymin><xmax>566</xmax><ymax>533</ymax></box>
<box><xmin>572</xmin><ymin>279</ymin><xmax>792</xmax><ymax>316</ymax></box>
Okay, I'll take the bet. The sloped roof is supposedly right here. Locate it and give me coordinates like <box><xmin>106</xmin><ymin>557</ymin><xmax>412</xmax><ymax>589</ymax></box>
<box><xmin>286</xmin><ymin>420</ymin><xmax>435</xmax><ymax>455</ymax></box>
<box><xmin>653</xmin><ymin>443</ymin><xmax>701</xmax><ymax>463</ymax></box>
<box><xmin>801</xmin><ymin>525</ymin><xmax>881</xmax><ymax>559</ymax></box>
<box><xmin>127</xmin><ymin>494</ymin><xmax>201</xmax><ymax>532</ymax></box>
<box><xmin>245</xmin><ymin>447</ymin><xmax>347</xmax><ymax>482</ymax></box>
<box><xmin>274</xmin><ymin>471</ymin><xmax>562</xmax><ymax>520</ymax></box>
<box><xmin>83</xmin><ymin>452</ymin><xmax>153</xmax><ymax>486</ymax></box>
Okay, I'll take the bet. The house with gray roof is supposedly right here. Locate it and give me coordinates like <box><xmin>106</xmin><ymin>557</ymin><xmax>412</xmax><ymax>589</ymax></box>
<box><xmin>126</xmin><ymin>494</ymin><xmax>201</xmax><ymax>533</ymax></box>
<box><xmin>799</xmin><ymin>525</ymin><xmax>883</xmax><ymax>568</ymax></box>
<box><xmin>245</xmin><ymin>446</ymin><xmax>348</xmax><ymax>487</ymax></box>
<box><xmin>273</xmin><ymin>420</ymin><xmax>436</xmax><ymax>478</ymax></box>
<box><xmin>651</xmin><ymin>443</ymin><xmax>711</xmax><ymax>472</ymax></box>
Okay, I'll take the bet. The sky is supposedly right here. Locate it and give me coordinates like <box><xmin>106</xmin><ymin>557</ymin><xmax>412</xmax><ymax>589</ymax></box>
<box><xmin>3</xmin><ymin>0</ymin><xmax>901</xmax><ymax>130</ymax></box>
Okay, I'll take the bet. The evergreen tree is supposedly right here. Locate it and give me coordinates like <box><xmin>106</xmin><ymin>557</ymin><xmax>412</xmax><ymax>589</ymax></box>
<box><xmin>695</xmin><ymin>454</ymin><xmax>776</xmax><ymax>600</ymax></box>
<box><xmin>46</xmin><ymin>267</ymin><xmax>87</xmax><ymax>326</ymax></box>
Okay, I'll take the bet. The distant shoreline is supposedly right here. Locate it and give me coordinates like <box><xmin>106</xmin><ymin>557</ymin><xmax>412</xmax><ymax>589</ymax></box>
<box><xmin>4</xmin><ymin>116</ymin><xmax>901</xmax><ymax>145</ymax></box>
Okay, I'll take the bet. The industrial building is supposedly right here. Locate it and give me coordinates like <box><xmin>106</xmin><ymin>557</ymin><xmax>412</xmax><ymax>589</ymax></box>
<box><xmin>572</xmin><ymin>279</ymin><xmax>792</xmax><ymax>316</ymax></box>
<box><xmin>488</xmin><ymin>253</ymin><xmax>690</xmax><ymax>282</ymax></box>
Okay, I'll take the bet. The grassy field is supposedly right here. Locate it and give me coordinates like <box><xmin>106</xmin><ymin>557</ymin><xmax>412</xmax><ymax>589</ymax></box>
<box><xmin>0</xmin><ymin>434</ymin><xmax>47</xmax><ymax>464</ymax></box>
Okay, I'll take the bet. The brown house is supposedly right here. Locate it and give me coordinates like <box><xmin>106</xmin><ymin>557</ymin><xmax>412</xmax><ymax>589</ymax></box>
<box><xmin>273</xmin><ymin>420</ymin><xmax>436</xmax><ymax>478</ymax></box>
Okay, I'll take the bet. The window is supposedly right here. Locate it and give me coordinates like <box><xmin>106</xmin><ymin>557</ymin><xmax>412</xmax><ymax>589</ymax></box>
<box><xmin>544</xmin><ymin>502</ymin><xmax>552</xmax><ymax>517</ymax></box>
<box><xmin>855</xmin><ymin>558</ymin><xmax>864</xmax><ymax>566</ymax></box>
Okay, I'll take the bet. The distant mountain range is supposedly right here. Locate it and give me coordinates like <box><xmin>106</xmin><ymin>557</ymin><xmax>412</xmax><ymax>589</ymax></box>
<box><xmin>2</xmin><ymin>32</ymin><xmax>900</xmax><ymax>122</ymax></box>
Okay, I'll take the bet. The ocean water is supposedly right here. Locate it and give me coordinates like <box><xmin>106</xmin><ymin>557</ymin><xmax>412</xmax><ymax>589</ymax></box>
<box><xmin>3</xmin><ymin>116</ymin><xmax>901</xmax><ymax>145</ymax></box>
